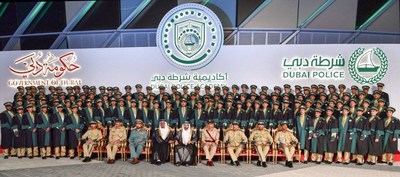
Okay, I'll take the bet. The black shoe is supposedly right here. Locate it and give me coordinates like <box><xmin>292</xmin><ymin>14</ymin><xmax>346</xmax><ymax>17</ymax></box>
<box><xmin>335</xmin><ymin>161</ymin><xmax>341</xmax><ymax>164</ymax></box>
<box><xmin>293</xmin><ymin>159</ymin><xmax>299</xmax><ymax>163</ymax></box>
<box><xmin>88</xmin><ymin>158</ymin><xmax>92</xmax><ymax>162</ymax></box>
<box><xmin>256</xmin><ymin>161</ymin><xmax>261</xmax><ymax>166</ymax></box>
<box><xmin>343</xmin><ymin>162</ymin><xmax>349</xmax><ymax>165</ymax></box>
<box><xmin>326</xmin><ymin>161</ymin><xmax>332</xmax><ymax>164</ymax></box>
<box><xmin>388</xmin><ymin>162</ymin><xmax>393</xmax><ymax>166</ymax></box>
<box><xmin>262</xmin><ymin>162</ymin><xmax>267</xmax><ymax>168</ymax></box>
<box><xmin>316</xmin><ymin>161</ymin><xmax>321</xmax><ymax>164</ymax></box>
<box><xmin>285</xmin><ymin>160</ymin><xmax>288</xmax><ymax>167</ymax></box>
<box><xmin>82</xmin><ymin>157</ymin><xmax>88</xmax><ymax>162</ymax></box>
<box><xmin>288</xmin><ymin>162</ymin><xmax>293</xmax><ymax>168</ymax></box>
<box><xmin>235</xmin><ymin>161</ymin><xmax>240</xmax><ymax>166</ymax></box>
<box><xmin>4</xmin><ymin>156</ymin><xmax>8</xmax><ymax>159</ymax></box>
<box><xmin>155</xmin><ymin>161</ymin><xmax>161</xmax><ymax>165</ymax></box>
<box><xmin>42</xmin><ymin>157</ymin><xmax>47</xmax><ymax>160</ymax></box>
<box><xmin>230</xmin><ymin>160</ymin><xmax>235</xmax><ymax>166</ymax></box>
<box><xmin>55</xmin><ymin>156</ymin><xmax>60</xmax><ymax>160</ymax></box>
<box><xmin>370</xmin><ymin>162</ymin><xmax>376</xmax><ymax>165</ymax></box>
<box><xmin>70</xmin><ymin>156</ymin><xmax>75</xmax><ymax>159</ymax></box>
<box><xmin>18</xmin><ymin>157</ymin><xmax>23</xmax><ymax>159</ymax></box>
<box><xmin>302</xmin><ymin>161</ymin><xmax>308</xmax><ymax>164</ymax></box>
<box><xmin>28</xmin><ymin>156</ymin><xmax>33</xmax><ymax>159</ymax></box>
<box><xmin>356</xmin><ymin>163</ymin><xmax>363</xmax><ymax>166</ymax></box>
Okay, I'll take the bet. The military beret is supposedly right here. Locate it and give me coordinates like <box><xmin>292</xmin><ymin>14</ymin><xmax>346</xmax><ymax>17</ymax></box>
<box><xmin>236</xmin><ymin>101</ymin><xmax>243</xmax><ymax>105</ymax></box>
<box><xmin>153</xmin><ymin>100</ymin><xmax>160</xmax><ymax>105</ymax></box>
<box><xmin>314</xmin><ymin>108</ymin><xmax>323</xmax><ymax>113</ymax></box>
<box><xmin>196</xmin><ymin>100</ymin><xmax>203</xmax><ymax>104</ymax></box>
<box><xmin>146</xmin><ymin>86</ymin><xmax>153</xmax><ymax>90</ymax></box>
<box><xmin>240</xmin><ymin>93</ymin><xmax>247</xmax><ymax>97</ymax></box>
<box><xmin>373</xmin><ymin>90</ymin><xmax>381</xmax><ymax>95</ymax></box>
<box><xmin>149</xmin><ymin>93</ymin><xmax>156</xmax><ymax>97</ymax></box>
<box><xmin>38</xmin><ymin>85</ymin><xmax>45</xmax><ymax>89</ymax></box>
<box><xmin>294</xmin><ymin>99</ymin><xmax>302</xmax><ymax>104</ymax></box>
<box><xmin>138</xmin><ymin>92</ymin><xmax>145</xmax><ymax>96</ymax></box>
<box><xmin>222</xmin><ymin>86</ymin><xmax>229</xmax><ymax>91</ymax></box>
<box><xmin>250</xmin><ymin>92</ymin><xmax>257</xmax><ymax>97</ymax></box>
<box><xmin>318</xmin><ymin>84</ymin><xmax>325</xmax><ymax>89</ymax></box>
<box><xmin>351</xmin><ymin>85</ymin><xmax>359</xmax><ymax>90</ymax></box>
<box><xmin>99</xmin><ymin>86</ymin><xmax>106</xmax><ymax>90</ymax></box>
<box><xmin>273</xmin><ymin>101</ymin><xmax>280</xmax><ymax>106</ymax></box>
<box><xmin>315</xmin><ymin>100</ymin><xmax>323</xmax><ymax>105</ymax></box>
<box><xmin>250</xmin><ymin>85</ymin><xmax>257</xmax><ymax>89</ymax></box>
<box><xmin>280</xmin><ymin>121</ymin><xmax>288</xmax><ymax>125</ymax></box>
<box><xmin>117</xmin><ymin>98</ymin><xmax>124</xmax><ymax>102</ymax></box>
<box><xmin>231</xmin><ymin>121</ymin><xmax>239</xmax><ymax>125</ymax></box>
<box><xmin>227</xmin><ymin>99</ymin><xmax>233</xmax><ymax>103</ymax></box>
<box><xmin>124</xmin><ymin>85</ymin><xmax>132</xmax><ymax>89</ymax></box>
<box><xmin>283</xmin><ymin>84</ymin><xmax>291</xmax><ymax>88</ymax></box>
<box><xmin>90</xmin><ymin>120</ymin><xmax>97</xmax><ymax>124</ymax></box>
<box><xmin>214</xmin><ymin>86</ymin><xmax>221</xmax><ymax>90</ymax></box>
<box><xmin>56</xmin><ymin>105</ymin><xmax>63</xmax><ymax>108</ymax></box>
<box><xmin>115</xmin><ymin>118</ymin><xmax>122</xmax><ymax>122</ymax></box>
<box><xmin>387</xmin><ymin>107</ymin><xmax>396</xmax><ymax>113</ymax></box>
<box><xmin>343</xmin><ymin>106</ymin><xmax>350</xmax><ymax>111</ymax></box>
<box><xmin>76</xmin><ymin>99</ymin><xmax>83</xmax><ymax>102</ymax></box>
<box><xmin>190</xmin><ymin>92</ymin><xmax>197</xmax><ymax>96</ymax></box>
<box><xmin>135</xmin><ymin>119</ymin><xmax>143</xmax><ymax>124</ymax></box>
<box><xmin>207</xmin><ymin>119</ymin><xmax>215</xmax><ymax>124</ymax></box>
<box><xmin>336</xmin><ymin>100</ymin><xmax>344</xmax><ymax>104</ymax></box>
<box><xmin>328</xmin><ymin>85</ymin><xmax>335</xmax><ymax>89</ymax></box>
<box><xmin>319</xmin><ymin>92</ymin><xmax>327</xmax><ymax>97</ymax></box>
<box><xmin>135</xmin><ymin>84</ymin><xmax>142</xmax><ymax>88</ymax></box>
<box><xmin>303</xmin><ymin>86</ymin><xmax>310</xmax><ymax>91</ymax></box>
<box><xmin>377</xmin><ymin>83</ymin><xmax>385</xmax><ymax>87</ymax></box>
<box><xmin>56</xmin><ymin>86</ymin><xmax>63</xmax><ymax>90</ymax></box>
<box><xmin>88</xmin><ymin>92</ymin><xmax>95</xmax><ymax>96</ymax></box>
<box><xmin>4</xmin><ymin>102</ymin><xmax>12</xmax><ymax>106</ymax></box>
<box><xmin>343</xmin><ymin>92</ymin><xmax>351</xmax><ymax>97</ymax></box>
<box><xmin>96</xmin><ymin>99</ymin><xmax>102</xmax><ymax>103</ymax></box>
<box><xmin>130</xmin><ymin>99</ymin><xmax>137</xmax><ymax>103</ymax></box>
<box><xmin>350</xmin><ymin>98</ymin><xmax>357</xmax><ymax>103</ymax></box>
<box><xmin>362</xmin><ymin>85</ymin><xmax>370</xmax><ymax>90</ymax></box>
<box><xmin>89</xmin><ymin>86</ymin><xmax>96</xmax><ymax>90</ymax></box>
<box><xmin>115</xmin><ymin>92</ymin><xmax>122</xmax><ymax>96</ymax></box>
<box><xmin>171</xmin><ymin>85</ymin><xmax>178</xmax><ymax>90</ymax></box>
<box><xmin>326</xmin><ymin>107</ymin><xmax>334</xmax><ymax>112</ymax></box>
<box><xmin>82</xmin><ymin>85</ymin><xmax>89</xmax><ymax>89</ymax></box>
<box><xmin>363</xmin><ymin>99</ymin><xmax>370</xmax><ymax>104</ymax></box>
<box><xmin>64</xmin><ymin>99</ymin><xmax>71</xmax><ymax>103</ymax></box>
<box><xmin>306</xmin><ymin>99</ymin><xmax>313</xmax><ymax>104</ymax></box>
<box><xmin>204</xmin><ymin>85</ymin><xmax>211</xmax><ymax>89</ymax></box>
<box><xmin>254</xmin><ymin>100</ymin><xmax>261</xmax><ymax>105</ymax></box>
<box><xmin>246</xmin><ymin>99</ymin><xmax>252</xmax><ymax>103</ymax></box>
<box><xmin>217</xmin><ymin>100</ymin><xmax>224</xmax><ymax>104</ymax></box>
<box><xmin>338</xmin><ymin>84</ymin><xmax>346</xmax><ymax>89</ymax></box>
<box><xmin>300</xmin><ymin>105</ymin><xmax>306</xmax><ymax>110</ymax></box>
<box><xmin>311</xmin><ymin>84</ymin><xmax>318</xmax><ymax>89</ymax></box>
<box><xmin>257</xmin><ymin>121</ymin><xmax>265</xmax><ymax>125</ymax></box>
<box><xmin>182</xmin><ymin>86</ymin><xmax>189</xmax><ymax>90</ymax></box>
<box><xmin>231</xmin><ymin>85</ymin><xmax>239</xmax><ymax>90</ymax></box>
<box><xmin>17</xmin><ymin>86</ymin><xmax>24</xmax><ymax>89</ymax></box>
<box><xmin>53</xmin><ymin>99</ymin><xmax>60</xmax><ymax>103</ymax></box>
<box><xmin>329</xmin><ymin>99</ymin><xmax>336</xmax><ymax>104</ymax></box>
<box><xmin>283</xmin><ymin>100</ymin><xmax>290</xmax><ymax>104</ymax></box>
<box><xmin>26</xmin><ymin>104</ymin><xmax>33</xmax><ymax>108</ymax></box>
<box><xmin>295</xmin><ymin>85</ymin><xmax>302</xmax><ymax>90</ymax></box>
<box><xmin>378</xmin><ymin>98</ymin><xmax>386</xmax><ymax>103</ymax></box>
<box><xmin>40</xmin><ymin>104</ymin><xmax>48</xmax><ymax>109</ymax></box>
<box><xmin>214</xmin><ymin>93</ymin><xmax>221</xmax><ymax>97</ymax></box>
<box><xmin>261</xmin><ymin>86</ymin><xmax>268</xmax><ymax>90</ymax></box>
<box><xmin>165</xmin><ymin>100</ymin><xmax>172</xmax><ymax>104</ymax></box>
<box><xmin>16</xmin><ymin>106</ymin><xmax>24</xmax><ymax>110</ymax></box>
<box><xmin>71</xmin><ymin>105</ymin><xmax>78</xmax><ymax>109</ymax></box>
<box><xmin>227</xmin><ymin>92</ymin><xmax>233</xmax><ymax>97</ymax></box>
<box><xmin>159</xmin><ymin>86</ymin><xmax>166</xmax><ymax>89</ymax></box>
<box><xmin>262</xmin><ymin>99</ymin><xmax>269</xmax><ymax>104</ymax></box>
<box><xmin>309</xmin><ymin>92</ymin><xmax>316</xmax><ymax>96</ymax></box>
<box><xmin>86</xmin><ymin>99</ymin><xmax>92</xmax><ymax>103</ymax></box>
<box><xmin>259</xmin><ymin>91</ymin><xmax>267</xmax><ymax>96</ymax></box>
<box><xmin>358</xmin><ymin>92</ymin><xmax>365</xmax><ymax>96</ymax></box>
<box><xmin>356</xmin><ymin>107</ymin><xmax>364</xmax><ymax>112</ymax></box>
<box><xmin>370</xmin><ymin>106</ymin><xmax>378</xmax><ymax>111</ymax></box>
<box><xmin>241</xmin><ymin>84</ymin><xmax>249</xmax><ymax>89</ymax></box>
<box><xmin>194</xmin><ymin>86</ymin><xmax>200</xmax><ymax>90</ymax></box>
<box><xmin>180</xmin><ymin>98</ymin><xmax>187</xmax><ymax>103</ymax></box>
<box><xmin>110</xmin><ymin>98</ymin><xmax>116</xmax><ymax>102</ymax></box>
<box><xmin>273</xmin><ymin>86</ymin><xmax>281</xmax><ymax>91</ymax></box>
<box><xmin>271</xmin><ymin>92</ymin><xmax>278</xmax><ymax>97</ymax></box>
<box><xmin>107</xmin><ymin>87</ymin><xmax>113</xmax><ymax>91</ymax></box>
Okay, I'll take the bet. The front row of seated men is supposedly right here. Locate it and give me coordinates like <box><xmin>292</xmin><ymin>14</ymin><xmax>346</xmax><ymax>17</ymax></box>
<box><xmin>79</xmin><ymin>117</ymin><xmax>298</xmax><ymax>168</ymax></box>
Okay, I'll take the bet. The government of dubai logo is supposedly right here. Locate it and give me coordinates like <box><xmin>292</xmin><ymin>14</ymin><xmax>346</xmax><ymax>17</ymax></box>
<box><xmin>157</xmin><ymin>3</ymin><xmax>223</xmax><ymax>70</ymax></box>
<box><xmin>348</xmin><ymin>48</ymin><xmax>388</xmax><ymax>84</ymax></box>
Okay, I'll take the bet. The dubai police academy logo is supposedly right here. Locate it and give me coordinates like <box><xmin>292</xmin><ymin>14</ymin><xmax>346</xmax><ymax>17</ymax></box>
<box><xmin>157</xmin><ymin>3</ymin><xmax>223</xmax><ymax>70</ymax></box>
<box><xmin>348</xmin><ymin>48</ymin><xmax>388</xmax><ymax>84</ymax></box>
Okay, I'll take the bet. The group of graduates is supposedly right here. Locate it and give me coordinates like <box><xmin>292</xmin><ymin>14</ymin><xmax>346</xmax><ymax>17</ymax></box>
<box><xmin>0</xmin><ymin>83</ymin><xmax>399</xmax><ymax>167</ymax></box>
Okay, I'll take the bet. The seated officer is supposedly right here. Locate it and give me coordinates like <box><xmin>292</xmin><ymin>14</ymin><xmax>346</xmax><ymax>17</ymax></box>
<box><xmin>106</xmin><ymin>118</ymin><xmax>127</xmax><ymax>164</ymax></box>
<box><xmin>249</xmin><ymin>121</ymin><xmax>273</xmax><ymax>168</ymax></box>
<box><xmin>274</xmin><ymin>121</ymin><xmax>298</xmax><ymax>168</ymax></box>
<box><xmin>223</xmin><ymin>121</ymin><xmax>248</xmax><ymax>166</ymax></box>
<box><xmin>81</xmin><ymin>121</ymin><xmax>103</xmax><ymax>162</ymax></box>
<box><xmin>201</xmin><ymin>120</ymin><xmax>220</xmax><ymax>166</ymax></box>
<box><xmin>128</xmin><ymin>119</ymin><xmax>148</xmax><ymax>164</ymax></box>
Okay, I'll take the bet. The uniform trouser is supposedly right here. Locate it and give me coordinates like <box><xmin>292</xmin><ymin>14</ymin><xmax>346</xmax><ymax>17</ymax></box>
<box><xmin>382</xmin><ymin>153</ymin><xmax>394</xmax><ymax>163</ymax></box>
<box><xmin>255</xmin><ymin>145</ymin><xmax>270</xmax><ymax>162</ymax></box>
<box><xmin>27</xmin><ymin>147</ymin><xmax>39</xmax><ymax>157</ymax></box>
<box><xmin>337</xmin><ymin>151</ymin><xmax>351</xmax><ymax>163</ymax></box>
<box><xmin>129</xmin><ymin>144</ymin><xmax>144</xmax><ymax>159</ymax></box>
<box><xmin>367</xmin><ymin>154</ymin><xmax>377</xmax><ymax>163</ymax></box>
<box><xmin>3</xmin><ymin>149</ymin><xmax>10</xmax><ymax>156</ymax></box>
<box><xmin>311</xmin><ymin>153</ymin><xmax>323</xmax><ymax>162</ymax></box>
<box><xmin>301</xmin><ymin>149</ymin><xmax>309</xmax><ymax>161</ymax></box>
<box><xmin>227</xmin><ymin>146</ymin><xmax>242</xmax><ymax>161</ymax></box>
<box><xmin>203</xmin><ymin>144</ymin><xmax>217</xmax><ymax>161</ymax></box>
<box><xmin>10</xmin><ymin>148</ymin><xmax>16</xmax><ymax>156</ymax></box>
<box><xmin>325</xmin><ymin>152</ymin><xmax>334</xmax><ymax>162</ymax></box>
<box><xmin>17</xmin><ymin>148</ymin><xmax>26</xmax><ymax>157</ymax></box>
<box><xmin>106</xmin><ymin>143</ymin><xmax>121</xmax><ymax>160</ymax></box>
<box><xmin>355</xmin><ymin>154</ymin><xmax>365</xmax><ymax>163</ymax></box>
<box><xmin>40</xmin><ymin>147</ymin><xmax>52</xmax><ymax>157</ymax></box>
<box><xmin>54</xmin><ymin>146</ymin><xmax>67</xmax><ymax>157</ymax></box>
<box><xmin>280</xmin><ymin>146</ymin><xmax>295</xmax><ymax>162</ymax></box>
<box><xmin>83</xmin><ymin>143</ymin><xmax>96</xmax><ymax>157</ymax></box>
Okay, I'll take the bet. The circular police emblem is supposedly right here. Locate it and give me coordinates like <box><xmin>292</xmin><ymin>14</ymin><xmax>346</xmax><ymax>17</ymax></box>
<box><xmin>348</xmin><ymin>48</ymin><xmax>388</xmax><ymax>84</ymax></box>
<box><xmin>157</xmin><ymin>3</ymin><xmax>223</xmax><ymax>70</ymax></box>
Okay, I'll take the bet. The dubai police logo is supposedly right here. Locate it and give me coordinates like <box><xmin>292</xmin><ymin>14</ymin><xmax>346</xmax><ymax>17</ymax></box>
<box><xmin>157</xmin><ymin>3</ymin><xmax>223</xmax><ymax>70</ymax></box>
<box><xmin>348</xmin><ymin>48</ymin><xmax>388</xmax><ymax>84</ymax></box>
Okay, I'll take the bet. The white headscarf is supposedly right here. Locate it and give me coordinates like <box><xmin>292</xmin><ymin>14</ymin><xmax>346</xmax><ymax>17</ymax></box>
<box><xmin>159</xmin><ymin>121</ymin><xmax>170</xmax><ymax>140</ymax></box>
<box><xmin>182</xmin><ymin>122</ymin><xmax>191</xmax><ymax>145</ymax></box>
